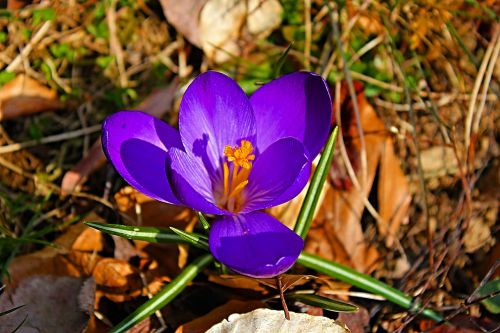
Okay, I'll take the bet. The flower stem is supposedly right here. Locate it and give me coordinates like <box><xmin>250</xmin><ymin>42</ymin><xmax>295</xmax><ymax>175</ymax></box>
<box><xmin>277</xmin><ymin>275</ymin><xmax>290</xmax><ymax>320</ymax></box>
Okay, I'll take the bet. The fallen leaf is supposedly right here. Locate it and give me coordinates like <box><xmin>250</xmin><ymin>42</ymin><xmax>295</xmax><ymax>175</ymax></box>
<box><xmin>72</xmin><ymin>226</ymin><xmax>105</xmax><ymax>252</ymax></box>
<box><xmin>205</xmin><ymin>308</ymin><xmax>349</xmax><ymax>333</ymax></box>
<box><xmin>92</xmin><ymin>258</ymin><xmax>141</xmax><ymax>290</ymax></box>
<box><xmin>302</xmin><ymin>81</ymin><xmax>411</xmax><ymax>273</ymax></box>
<box><xmin>160</xmin><ymin>0</ymin><xmax>282</xmax><ymax>63</ymax></box>
<box><xmin>5</xmin><ymin>223</ymin><xmax>89</xmax><ymax>288</ymax></box>
<box><xmin>208</xmin><ymin>275</ymin><xmax>267</xmax><ymax>293</ymax></box>
<box><xmin>0</xmin><ymin>276</ymin><xmax>95</xmax><ymax>333</ymax></box>
<box><xmin>175</xmin><ymin>300</ymin><xmax>267</xmax><ymax>333</ymax></box>
<box><xmin>61</xmin><ymin>81</ymin><xmax>179</xmax><ymax>194</ymax></box>
<box><xmin>337</xmin><ymin>306</ymin><xmax>370</xmax><ymax>333</ymax></box>
<box><xmin>0</xmin><ymin>74</ymin><xmax>64</xmax><ymax>121</ymax></box>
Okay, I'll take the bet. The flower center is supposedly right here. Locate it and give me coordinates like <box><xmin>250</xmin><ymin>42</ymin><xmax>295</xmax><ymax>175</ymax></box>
<box><xmin>218</xmin><ymin>140</ymin><xmax>255</xmax><ymax>212</ymax></box>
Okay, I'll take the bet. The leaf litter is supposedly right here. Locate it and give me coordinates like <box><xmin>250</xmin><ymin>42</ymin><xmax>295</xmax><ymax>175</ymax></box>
<box><xmin>0</xmin><ymin>0</ymin><xmax>498</xmax><ymax>332</ymax></box>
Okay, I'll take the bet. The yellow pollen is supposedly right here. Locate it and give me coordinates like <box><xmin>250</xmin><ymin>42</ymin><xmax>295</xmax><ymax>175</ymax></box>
<box><xmin>219</xmin><ymin>140</ymin><xmax>255</xmax><ymax>212</ymax></box>
<box><xmin>223</xmin><ymin>140</ymin><xmax>255</xmax><ymax>169</ymax></box>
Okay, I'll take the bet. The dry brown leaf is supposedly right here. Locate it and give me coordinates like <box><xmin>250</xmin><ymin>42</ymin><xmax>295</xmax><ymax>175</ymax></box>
<box><xmin>0</xmin><ymin>74</ymin><xmax>64</xmax><ymax>121</ymax></box>
<box><xmin>5</xmin><ymin>223</ymin><xmax>89</xmax><ymax>288</ymax></box>
<box><xmin>175</xmin><ymin>300</ymin><xmax>267</xmax><ymax>333</ymax></box>
<box><xmin>208</xmin><ymin>275</ymin><xmax>267</xmax><ymax>293</ymax></box>
<box><xmin>92</xmin><ymin>258</ymin><xmax>140</xmax><ymax>289</ymax></box>
<box><xmin>337</xmin><ymin>307</ymin><xmax>370</xmax><ymax>333</ymax></box>
<box><xmin>72</xmin><ymin>226</ymin><xmax>105</xmax><ymax>252</ymax></box>
<box><xmin>294</xmin><ymin>81</ymin><xmax>411</xmax><ymax>273</ymax></box>
<box><xmin>61</xmin><ymin>81</ymin><xmax>179</xmax><ymax>194</ymax></box>
<box><xmin>0</xmin><ymin>276</ymin><xmax>95</xmax><ymax>333</ymax></box>
<box><xmin>161</xmin><ymin>0</ymin><xmax>282</xmax><ymax>63</ymax></box>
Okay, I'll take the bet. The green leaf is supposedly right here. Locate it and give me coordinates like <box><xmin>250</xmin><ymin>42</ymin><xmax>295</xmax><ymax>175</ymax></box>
<box><xmin>288</xmin><ymin>294</ymin><xmax>358</xmax><ymax>313</ymax></box>
<box><xmin>198</xmin><ymin>212</ymin><xmax>210</xmax><ymax>231</ymax></box>
<box><xmin>0</xmin><ymin>71</ymin><xmax>16</xmax><ymax>86</ymax></box>
<box><xmin>273</xmin><ymin>42</ymin><xmax>294</xmax><ymax>79</ymax></box>
<box><xmin>86</xmin><ymin>21</ymin><xmax>109</xmax><ymax>39</ymax></box>
<box><xmin>84</xmin><ymin>222</ymin><xmax>205</xmax><ymax>245</ymax></box>
<box><xmin>479</xmin><ymin>279</ymin><xmax>500</xmax><ymax>314</ymax></box>
<box><xmin>32</xmin><ymin>8</ymin><xmax>55</xmax><ymax>25</ymax></box>
<box><xmin>296</xmin><ymin>252</ymin><xmax>443</xmax><ymax>322</ymax></box>
<box><xmin>110</xmin><ymin>254</ymin><xmax>213</xmax><ymax>333</ymax></box>
<box><xmin>294</xmin><ymin>127</ymin><xmax>339</xmax><ymax>239</ymax></box>
<box><xmin>170</xmin><ymin>227</ymin><xmax>209</xmax><ymax>251</ymax></box>
<box><xmin>96</xmin><ymin>55</ymin><xmax>114</xmax><ymax>68</ymax></box>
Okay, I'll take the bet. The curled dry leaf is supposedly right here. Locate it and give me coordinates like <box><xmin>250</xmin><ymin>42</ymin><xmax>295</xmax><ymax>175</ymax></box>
<box><xmin>61</xmin><ymin>81</ymin><xmax>179</xmax><ymax>195</ymax></box>
<box><xmin>208</xmin><ymin>274</ymin><xmax>267</xmax><ymax>293</ymax></box>
<box><xmin>0</xmin><ymin>74</ymin><xmax>64</xmax><ymax>121</ymax></box>
<box><xmin>161</xmin><ymin>0</ymin><xmax>282</xmax><ymax>63</ymax></box>
<box><xmin>0</xmin><ymin>276</ymin><xmax>95</xmax><ymax>333</ymax></box>
<box><xmin>205</xmin><ymin>308</ymin><xmax>349</xmax><ymax>333</ymax></box>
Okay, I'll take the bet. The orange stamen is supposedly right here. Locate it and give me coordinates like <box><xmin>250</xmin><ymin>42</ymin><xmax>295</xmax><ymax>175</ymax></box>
<box><xmin>218</xmin><ymin>140</ymin><xmax>255</xmax><ymax>212</ymax></box>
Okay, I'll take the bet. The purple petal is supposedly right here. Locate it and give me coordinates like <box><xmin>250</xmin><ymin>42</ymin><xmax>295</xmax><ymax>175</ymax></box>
<box><xmin>209</xmin><ymin>212</ymin><xmax>304</xmax><ymax>278</ymax></box>
<box><xmin>241</xmin><ymin>138</ymin><xmax>309</xmax><ymax>213</ymax></box>
<box><xmin>167</xmin><ymin>148</ymin><xmax>226</xmax><ymax>215</ymax></box>
<box><xmin>179</xmin><ymin>71</ymin><xmax>256</xmax><ymax>178</ymax></box>
<box><xmin>102</xmin><ymin>111</ymin><xmax>182</xmax><ymax>204</ymax></box>
<box><xmin>250</xmin><ymin>72</ymin><xmax>332</xmax><ymax>158</ymax></box>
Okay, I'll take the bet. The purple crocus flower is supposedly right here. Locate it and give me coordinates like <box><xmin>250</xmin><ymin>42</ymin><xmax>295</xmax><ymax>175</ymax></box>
<box><xmin>102</xmin><ymin>71</ymin><xmax>332</xmax><ymax>278</ymax></box>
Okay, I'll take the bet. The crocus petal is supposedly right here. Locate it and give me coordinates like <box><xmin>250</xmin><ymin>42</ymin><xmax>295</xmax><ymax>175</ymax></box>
<box><xmin>250</xmin><ymin>72</ymin><xmax>332</xmax><ymax>158</ymax></box>
<box><xmin>179</xmin><ymin>71</ymin><xmax>256</xmax><ymax>177</ymax></box>
<box><xmin>167</xmin><ymin>148</ymin><xmax>226</xmax><ymax>215</ymax></box>
<box><xmin>241</xmin><ymin>138</ymin><xmax>309</xmax><ymax>213</ymax></box>
<box><xmin>209</xmin><ymin>211</ymin><xmax>304</xmax><ymax>278</ymax></box>
<box><xmin>102</xmin><ymin>111</ymin><xmax>182</xmax><ymax>204</ymax></box>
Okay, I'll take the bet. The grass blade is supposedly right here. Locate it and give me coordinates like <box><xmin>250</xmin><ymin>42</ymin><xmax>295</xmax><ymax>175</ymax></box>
<box><xmin>84</xmin><ymin>222</ymin><xmax>205</xmax><ymax>245</ymax></box>
<box><xmin>294</xmin><ymin>127</ymin><xmax>339</xmax><ymax>239</ymax></box>
<box><xmin>288</xmin><ymin>294</ymin><xmax>358</xmax><ymax>313</ymax></box>
<box><xmin>10</xmin><ymin>315</ymin><xmax>27</xmax><ymax>333</ymax></box>
<box><xmin>110</xmin><ymin>254</ymin><xmax>213</xmax><ymax>333</ymax></box>
<box><xmin>0</xmin><ymin>305</ymin><xmax>25</xmax><ymax>317</ymax></box>
<box><xmin>170</xmin><ymin>227</ymin><xmax>209</xmax><ymax>251</ymax></box>
<box><xmin>197</xmin><ymin>212</ymin><xmax>210</xmax><ymax>231</ymax></box>
<box><xmin>273</xmin><ymin>41</ymin><xmax>294</xmax><ymax>78</ymax></box>
<box><xmin>297</xmin><ymin>252</ymin><xmax>443</xmax><ymax>322</ymax></box>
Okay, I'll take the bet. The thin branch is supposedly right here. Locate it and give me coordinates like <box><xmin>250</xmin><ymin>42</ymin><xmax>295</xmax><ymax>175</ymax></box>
<box><xmin>0</xmin><ymin>125</ymin><xmax>101</xmax><ymax>155</ymax></box>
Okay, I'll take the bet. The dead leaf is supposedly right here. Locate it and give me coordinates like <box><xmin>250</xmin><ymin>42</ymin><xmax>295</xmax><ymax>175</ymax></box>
<box><xmin>72</xmin><ymin>226</ymin><xmax>105</xmax><ymax>252</ymax></box>
<box><xmin>5</xmin><ymin>223</ymin><xmax>89</xmax><ymax>288</ymax></box>
<box><xmin>61</xmin><ymin>81</ymin><xmax>179</xmax><ymax>195</ymax></box>
<box><xmin>161</xmin><ymin>0</ymin><xmax>282</xmax><ymax>63</ymax></box>
<box><xmin>0</xmin><ymin>74</ymin><xmax>64</xmax><ymax>121</ymax></box>
<box><xmin>92</xmin><ymin>258</ymin><xmax>140</xmax><ymax>290</ymax></box>
<box><xmin>208</xmin><ymin>275</ymin><xmax>267</xmax><ymax>293</ymax></box>
<box><xmin>0</xmin><ymin>276</ymin><xmax>95</xmax><ymax>333</ymax></box>
<box><xmin>337</xmin><ymin>307</ymin><xmax>370</xmax><ymax>333</ymax></box>
<box><xmin>205</xmin><ymin>308</ymin><xmax>349</xmax><ymax>333</ymax></box>
<box><xmin>160</xmin><ymin>0</ymin><xmax>208</xmax><ymax>46</ymax></box>
<box><xmin>176</xmin><ymin>300</ymin><xmax>267</xmax><ymax>333</ymax></box>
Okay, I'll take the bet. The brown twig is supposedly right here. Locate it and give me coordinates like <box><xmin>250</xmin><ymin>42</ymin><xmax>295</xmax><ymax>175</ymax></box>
<box><xmin>277</xmin><ymin>276</ymin><xmax>290</xmax><ymax>320</ymax></box>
